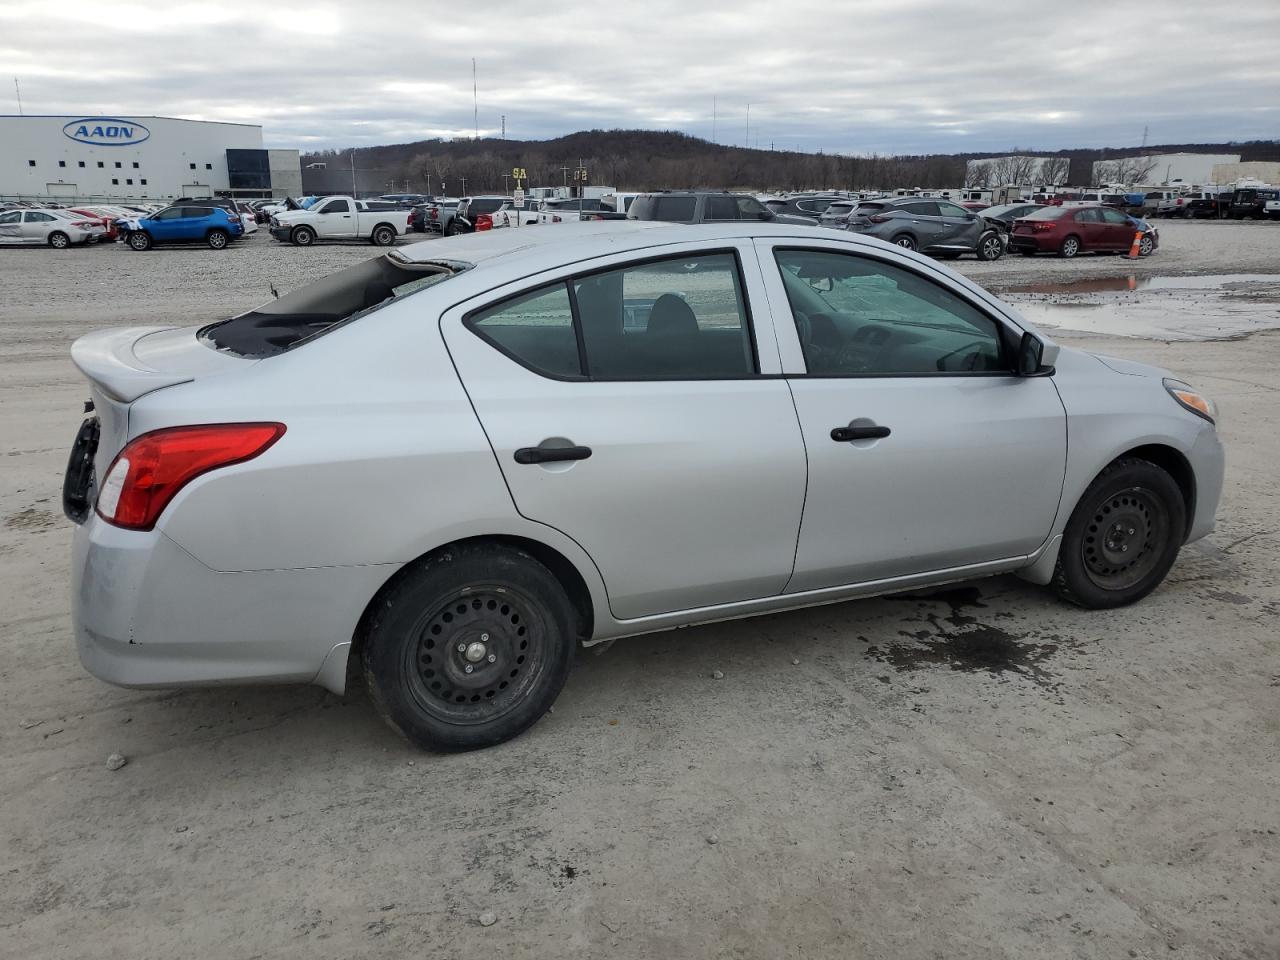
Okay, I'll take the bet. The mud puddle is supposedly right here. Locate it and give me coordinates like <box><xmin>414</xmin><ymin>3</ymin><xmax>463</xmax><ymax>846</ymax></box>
<box><xmin>1002</xmin><ymin>273</ymin><xmax>1280</xmax><ymax>341</ymax></box>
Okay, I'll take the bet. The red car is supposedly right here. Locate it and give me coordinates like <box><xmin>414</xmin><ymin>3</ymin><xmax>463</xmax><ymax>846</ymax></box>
<box><xmin>69</xmin><ymin>207</ymin><xmax>120</xmax><ymax>241</ymax></box>
<box><xmin>1009</xmin><ymin>205</ymin><xmax>1145</xmax><ymax>258</ymax></box>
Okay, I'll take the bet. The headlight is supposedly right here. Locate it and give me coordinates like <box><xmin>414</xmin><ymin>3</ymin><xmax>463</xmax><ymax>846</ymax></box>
<box><xmin>1163</xmin><ymin>378</ymin><xmax>1216</xmax><ymax>424</ymax></box>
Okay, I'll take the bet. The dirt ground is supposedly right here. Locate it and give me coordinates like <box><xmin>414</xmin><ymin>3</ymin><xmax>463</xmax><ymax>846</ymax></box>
<box><xmin>1</xmin><ymin>221</ymin><xmax>1278</xmax><ymax>959</ymax></box>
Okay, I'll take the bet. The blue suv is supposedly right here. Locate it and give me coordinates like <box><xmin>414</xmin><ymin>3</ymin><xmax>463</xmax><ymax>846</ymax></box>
<box><xmin>122</xmin><ymin>203</ymin><xmax>244</xmax><ymax>251</ymax></box>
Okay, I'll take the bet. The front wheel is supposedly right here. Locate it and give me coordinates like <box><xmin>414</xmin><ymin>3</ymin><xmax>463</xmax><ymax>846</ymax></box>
<box><xmin>1051</xmin><ymin>457</ymin><xmax>1186</xmax><ymax>609</ymax></box>
<box><xmin>127</xmin><ymin>231</ymin><xmax>152</xmax><ymax>251</ymax></box>
<box><xmin>1139</xmin><ymin>234</ymin><xmax>1155</xmax><ymax>257</ymax></box>
<box><xmin>977</xmin><ymin>231</ymin><xmax>1004</xmax><ymax>261</ymax></box>
<box><xmin>891</xmin><ymin>234</ymin><xmax>916</xmax><ymax>251</ymax></box>
<box><xmin>362</xmin><ymin>543</ymin><xmax>577</xmax><ymax>751</ymax></box>
<box><xmin>206</xmin><ymin>229</ymin><xmax>228</xmax><ymax>250</ymax></box>
<box><xmin>445</xmin><ymin>221</ymin><xmax>464</xmax><ymax>236</ymax></box>
<box><xmin>1059</xmin><ymin>235</ymin><xmax>1081</xmax><ymax>258</ymax></box>
<box><xmin>371</xmin><ymin>225</ymin><xmax>396</xmax><ymax>246</ymax></box>
<box><xmin>291</xmin><ymin>225</ymin><xmax>316</xmax><ymax>246</ymax></box>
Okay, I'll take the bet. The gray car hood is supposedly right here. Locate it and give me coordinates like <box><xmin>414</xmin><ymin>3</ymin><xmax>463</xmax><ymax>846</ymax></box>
<box><xmin>1091</xmin><ymin>353</ymin><xmax>1172</xmax><ymax>379</ymax></box>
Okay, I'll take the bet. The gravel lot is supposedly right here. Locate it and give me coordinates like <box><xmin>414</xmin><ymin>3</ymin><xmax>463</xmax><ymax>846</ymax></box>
<box><xmin>2</xmin><ymin>221</ymin><xmax>1278</xmax><ymax>959</ymax></box>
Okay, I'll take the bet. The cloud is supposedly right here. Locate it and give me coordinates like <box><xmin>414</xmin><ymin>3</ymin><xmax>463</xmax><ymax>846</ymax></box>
<box><xmin>1</xmin><ymin>0</ymin><xmax>1276</xmax><ymax>154</ymax></box>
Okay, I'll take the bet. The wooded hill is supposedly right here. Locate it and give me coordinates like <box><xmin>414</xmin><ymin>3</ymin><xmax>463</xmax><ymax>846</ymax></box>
<box><xmin>299</xmin><ymin>129</ymin><xmax>1280</xmax><ymax>196</ymax></box>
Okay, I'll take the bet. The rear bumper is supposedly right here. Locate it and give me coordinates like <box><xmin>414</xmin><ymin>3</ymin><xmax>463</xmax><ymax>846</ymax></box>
<box><xmin>71</xmin><ymin>515</ymin><xmax>392</xmax><ymax>694</ymax></box>
<box><xmin>1009</xmin><ymin>234</ymin><xmax>1054</xmax><ymax>251</ymax></box>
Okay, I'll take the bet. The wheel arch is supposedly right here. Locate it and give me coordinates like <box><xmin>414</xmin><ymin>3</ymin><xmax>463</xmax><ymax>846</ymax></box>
<box><xmin>348</xmin><ymin>533</ymin><xmax>597</xmax><ymax>679</ymax></box>
<box><xmin>1119</xmin><ymin>443</ymin><xmax>1196</xmax><ymax>540</ymax></box>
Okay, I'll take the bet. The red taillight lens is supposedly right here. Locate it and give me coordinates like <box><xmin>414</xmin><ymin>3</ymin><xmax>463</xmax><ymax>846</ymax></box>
<box><xmin>551</xmin><ymin>215</ymin><xmax>562</xmax><ymax>223</ymax></box>
<box><xmin>1032</xmin><ymin>222</ymin><xmax>1056</xmax><ymax>232</ymax></box>
<box><xmin>868</xmin><ymin>214</ymin><xmax>891</xmax><ymax>223</ymax></box>
<box><xmin>476</xmin><ymin>213</ymin><xmax>493</xmax><ymax>230</ymax></box>
<box><xmin>96</xmin><ymin>423</ymin><xmax>285</xmax><ymax>531</ymax></box>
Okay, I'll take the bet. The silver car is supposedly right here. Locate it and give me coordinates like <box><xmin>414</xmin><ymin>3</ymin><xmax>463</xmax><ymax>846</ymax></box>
<box><xmin>65</xmin><ymin>222</ymin><xmax>1223</xmax><ymax>751</ymax></box>
<box><xmin>0</xmin><ymin>208</ymin><xmax>104</xmax><ymax>247</ymax></box>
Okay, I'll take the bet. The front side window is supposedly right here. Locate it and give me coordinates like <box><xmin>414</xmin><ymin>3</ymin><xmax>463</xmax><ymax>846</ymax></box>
<box><xmin>774</xmin><ymin>249</ymin><xmax>1006</xmax><ymax>376</ymax></box>
<box><xmin>1102</xmin><ymin>208</ymin><xmax>1130</xmax><ymax>224</ymax></box>
<box><xmin>704</xmin><ymin>196</ymin><xmax>738</xmax><ymax>220</ymax></box>
<box><xmin>0</xmin><ymin>211</ymin><xmax>21</xmax><ymax>224</ymax></box>
<box><xmin>323</xmin><ymin>199</ymin><xmax>351</xmax><ymax>213</ymax></box>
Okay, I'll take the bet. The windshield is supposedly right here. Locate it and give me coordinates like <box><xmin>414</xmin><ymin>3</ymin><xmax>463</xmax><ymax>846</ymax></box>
<box><xmin>200</xmin><ymin>254</ymin><xmax>467</xmax><ymax>357</ymax></box>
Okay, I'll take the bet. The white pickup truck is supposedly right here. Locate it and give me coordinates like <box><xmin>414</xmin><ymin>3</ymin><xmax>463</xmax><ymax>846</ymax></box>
<box><xmin>268</xmin><ymin>196</ymin><xmax>410</xmax><ymax>246</ymax></box>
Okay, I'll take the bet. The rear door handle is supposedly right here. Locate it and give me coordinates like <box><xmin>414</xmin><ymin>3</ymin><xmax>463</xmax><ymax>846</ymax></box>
<box><xmin>514</xmin><ymin>445</ymin><xmax>592</xmax><ymax>465</ymax></box>
<box><xmin>831</xmin><ymin>425</ymin><xmax>890</xmax><ymax>442</ymax></box>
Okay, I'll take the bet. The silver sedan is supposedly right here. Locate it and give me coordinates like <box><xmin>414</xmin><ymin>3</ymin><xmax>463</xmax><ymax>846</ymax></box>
<box><xmin>0</xmin><ymin>208</ymin><xmax>105</xmax><ymax>246</ymax></box>
<box><xmin>65</xmin><ymin>222</ymin><xmax>1223</xmax><ymax>750</ymax></box>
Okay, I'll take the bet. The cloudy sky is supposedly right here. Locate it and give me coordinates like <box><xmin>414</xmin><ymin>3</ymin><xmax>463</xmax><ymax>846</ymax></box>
<box><xmin>2</xmin><ymin>0</ymin><xmax>1276</xmax><ymax>155</ymax></box>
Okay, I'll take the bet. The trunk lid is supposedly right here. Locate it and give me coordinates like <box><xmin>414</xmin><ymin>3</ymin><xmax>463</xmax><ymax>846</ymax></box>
<box><xmin>69</xmin><ymin>325</ymin><xmax>256</xmax><ymax>497</ymax></box>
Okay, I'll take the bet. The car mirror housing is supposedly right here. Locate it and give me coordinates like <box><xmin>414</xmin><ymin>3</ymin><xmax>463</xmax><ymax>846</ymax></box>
<box><xmin>1017</xmin><ymin>331</ymin><xmax>1050</xmax><ymax>376</ymax></box>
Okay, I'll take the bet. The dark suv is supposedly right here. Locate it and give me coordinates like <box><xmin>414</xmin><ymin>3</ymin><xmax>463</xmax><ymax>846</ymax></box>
<box><xmin>1228</xmin><ymin>187</ymin><xmax>1279</xmax><ymax>220</ymax></box>
<box><xmin>845</xmin><ymin>197</ymin><xmax>1004</xmax><ymax>260</ymax></box>
<box><xmin>627</xmin><ymin>191</ymin><xmax>810</xmax><ymax>225</ymax></box>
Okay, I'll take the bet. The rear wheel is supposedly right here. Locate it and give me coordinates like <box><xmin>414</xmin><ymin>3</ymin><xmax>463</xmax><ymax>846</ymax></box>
<box><xmin>362</xmin><ymin>543</ymin><xmax>577</xmax><ymax>751</ymax></box>
<box><xmin>127</xmin><ymin>231</ymin><xmax>152</xmax><ymax>251</ymax></box>
<box><xmin>206</xmin><ymin>229</ymin><xmax>228</xmax><ymax>250</ymax></box>
<box><xmin>891</xmin><ymin>234</ymin><xmax>916</xmax><ymax>251</ymax></box>
<box><xmin>48</xmin><ymin>231</ymin><xmax>70</xmax><ymax>249</ymax></box>
<box><xmin>446</xmin><ymin>221</ymin><xmax>464</xmax><ymax>236</ymax></box>
<box><xmin>1058</xmin><ymin>235</ymin><xmax>1081</xmax><ymax>258</ymax></box>
<box><xmin>291</xmin><ymin>225</ymin><xmax>316</xmax><ymax>246</ymax></box>
<box><xmin>977</xmin><ymin>231</ymin><xmax>1004</xmax><ymax>261</ymax></box>
<box><xmin>1051</xmin><ymin>457</ymin><xmax>1186</xmax><ymax>609</ymax></box>
<box><xmin>371</xmin><ymin>224</ymin><xmax>396</xmax><ymax>246</ymax></box>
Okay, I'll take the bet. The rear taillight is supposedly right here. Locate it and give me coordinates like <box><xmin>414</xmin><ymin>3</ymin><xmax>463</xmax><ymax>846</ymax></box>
<box><xmin>551</xmin><ymin>215</ymin><xmax>563</xmax><ymax>223</ymax></box>
<box><xmin>867</xmin><ymin>214</ymin><xmax>891</xmax><ymax>223</ymax></box>
<box><xmin>1033</xmin><ymin>222</ymin><xmax>1056</xmax><ymax>232</ymax></box>
<box><xmin>71</xmin><ymin>220</ymin><xmax>94</xmax><ymax>228</ymax></box>
<box><xmin>476</xmin><ymin>213</ymin><xmax>493</xmax><ymax>231</ymax></box>
<box><xmin>430</xmin><ymin>209</ymin><xmax>438</xmax><ymax>220</ymax></box>
<box><xmin>96</xmin><ymin>423</ymin><xmax>285</xmax><ymax>531</ymax></box>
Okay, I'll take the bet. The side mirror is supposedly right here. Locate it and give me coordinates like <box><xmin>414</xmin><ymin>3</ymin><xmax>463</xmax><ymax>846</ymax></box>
<box><xmin>759</xmin><ymin>210</ymin><xmax>774</xmax><ymax>220</ymax></box>
<box><xmin>1017</xmin><ymin>331</ymin><xmax>1045</xmax><ymax>376</ymax></box>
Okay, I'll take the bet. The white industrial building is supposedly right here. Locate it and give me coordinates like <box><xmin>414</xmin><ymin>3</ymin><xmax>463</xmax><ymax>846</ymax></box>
<box><xmin>0</xmin><ymin>115</ymin><xmax>302</xmax><ymax>202</ymax></box>
<box><xmin>1092</xmin><ymin>152</ymin><xmax>1241</xmax><ymax>186</ymax></box>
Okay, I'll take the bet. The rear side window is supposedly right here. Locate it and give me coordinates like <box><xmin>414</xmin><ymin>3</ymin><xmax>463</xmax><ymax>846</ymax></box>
<box><xmin>629</xmin><ymin>196</ymin><xmax>697</xmax><ymax>222</ymax></box>
<box><xmin>183</xmin><ymin>206</ymin><xmax>212</xmax><ymax>218</ymax></box>
<box><xmin>464</xmin><ymin>252</ymin><xmax>757</xmax><ymax>381</ymax></box>
<box><xmin>469</xmin><ymin>284</ymin><xmax>579</xmax><ymax>378</ymax></box>
<box><xmin>903</xmin><ymin>201</ymin><xmax>940</xmax><ymax>216</ymax></box>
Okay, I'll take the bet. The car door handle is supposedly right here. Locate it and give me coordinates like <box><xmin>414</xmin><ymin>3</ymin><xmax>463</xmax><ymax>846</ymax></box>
<box><xmin>514</xmin><ymin>445</ymin><xmax>592</xmax><ymax>465</ymax></box>
<box><xmin>831</xmin><ymin>425</ymin><xmax>891</xmax><ymax>442</ymax></box>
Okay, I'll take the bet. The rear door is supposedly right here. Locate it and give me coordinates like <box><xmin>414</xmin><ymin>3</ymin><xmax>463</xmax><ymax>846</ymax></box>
<box><xmin>901</xmin><ymin>200</ymin><xmax>943</xmax><ymax>248</ymax></box>
<box><xmin>440</xmin><ymin>240</ymin><xmax>808</xmax><ymax>621</ymax></box>
<box><xmin>0</xmin><ymin>210</ymin><xmax>21</xmax><ymax>242</ymax></box>
<box><xmin>1072</xmin><ymin>208</ymin><xmax>1105</xmax><ymax>249</ymax></box>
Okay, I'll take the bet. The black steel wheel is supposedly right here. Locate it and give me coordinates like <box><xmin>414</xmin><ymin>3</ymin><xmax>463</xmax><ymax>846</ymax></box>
<box><xmin>362</xmin><ymin>543</ymin><xmax>577</xmax><ymax>751</ymax></box>
<box><xmin>371</xmin><ymin>224</ymin><xmax>396</xmax><ymax>246</ymax></box>
<box><xmin>1052</xmin><ymin>457</ymin><xmax>1186</xmax><ymax>608</ymax></box>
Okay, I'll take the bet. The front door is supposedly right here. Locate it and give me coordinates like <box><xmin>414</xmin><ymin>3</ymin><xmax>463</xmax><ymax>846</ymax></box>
<box><xmin>757</xmin><ymin>242</ymin><xmax>1067</xmax><ymax>592</ymax></box>
<box><xmin>441</xmin><ymin>243</ymin><xmax>808</xmax><ymax>620</ymax></box>
<box><xmin>1101</xmin><ymin>207</ymin><xmax>1135</xmax><ymax>249</ymax></box>
<box><xmin>147</xmin><ymin>207</ymin><xmax>183</xmax><ymax>240</ymax></box>
<box><xmin>314</xmin><ymin>198</ymin><xmax>355</xmax><ymax>237</ymax></box>
<box><xmin>935</xmin><ymin>199</ymin><xmax>983</xmax><ymax>250</ymax></box>
<box><xmin>0</xmin><ymin>210</ymin><xmax>21</xmax><ymax>243</ymax></box>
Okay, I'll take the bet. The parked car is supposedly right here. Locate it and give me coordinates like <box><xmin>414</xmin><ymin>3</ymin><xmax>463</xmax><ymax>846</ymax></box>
<box><xmin>63</xmin><ymin>221</ymin><xmax>1223</xmax><ymax>751</ymax></box>
<box><xmin>69</xmin><ymin>207</ymin><xmax>122</xmax><ymax>241</ymax></box>
<box><xmin>448</xmin><ymin>196</ymin><xmax>510</xmax><ymax>234</ymax></box>
<box><xmin>379</xmin><ymin>194</ymin><xmax>430</xmax><ymax>207</ymax></box>
<box><xmin>816</xmin><ymin>200</ymin><xmax>863</xmax><ymax>229</ymax></box>
<box><xmin>627</xmin><ymin>191</ymin><xmax>784</xmax><ymax>224</ymax></box>
<box><xmin>764</xmin><ymin>194</ymin><xmax>848</xmax><ymax>224</ymax></box>
<box><xmin>844</xmin><ymin>196</ymin><xmax>1004</xmax><ymax>260</ymax></box>
<box><xmin>1265</xmin><ymin>198</ymin><xmax>1280</xmax><ymax>221</ymax></box>
<box><xmin>1009</xmin><ymin>205</ymin><xmax>1150</xmax><ymax>258</ymax></box>
<box><xmin>424</xmin><ymin>199</ymin><xmax>460</xmax><ymax>234</ymax></box>
<box><xmin>0</xmin><ymin>208</ymin><xmax>105</xmax><ymax>247</ymax></box>
<box><xmin>979</xmin><ymin>202</ymin><xmax>1045</xmax><ymax>249</ymax></box>
<box><xmin>1228</xmin><ymin>187</ymin><xmax>1279</xmax><ymax>220</ymax></box>
<box><xmin>535</xmin><ymin>197</ymin><xmax>616</xmax><ymax>225</ymax></box>
<box><xmin>120</xmin><ymin>204</ymin><xmax>244</xmax><ymax>251</ymax></box>
<box><xmin>492</xmin><ymin>199</ymin><xmax>540</xmax><ymax>229</ymax></box>
<box><xmin>269</xmin><ymin>196</ymin><xmax>410</xmax><ymax>246</ymax></box>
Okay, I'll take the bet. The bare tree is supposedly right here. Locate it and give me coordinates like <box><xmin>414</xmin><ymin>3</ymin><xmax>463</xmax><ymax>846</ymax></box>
<box><xmin>964</xmin><ymin>160</ymin><xmax>992</xmax><ymax>187</ymax></box>
<box><xmin>1038</xmin><ymin>156</ymin><xmax>1070</xmax><ymax>185</ymax></box>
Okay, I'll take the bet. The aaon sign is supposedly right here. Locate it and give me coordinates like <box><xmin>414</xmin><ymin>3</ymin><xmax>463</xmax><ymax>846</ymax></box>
<box><xmin>62</xmin><ymin>118</ymin><xmax>151</xmax><ymax>146</ymax></box>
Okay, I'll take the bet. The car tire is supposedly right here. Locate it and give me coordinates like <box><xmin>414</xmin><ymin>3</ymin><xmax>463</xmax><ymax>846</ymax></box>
<box><xmin>371</xmin><ymin>225</ymin><xmax>396</xmax><ymax>246</ymax></box>
<box><xmin>362</xmin><ymin>542</ymin><xmax>577</xmax><ymax>752</ymax></box>
<box><xmin>1058</xmin><ymin>235</ymin><xmax>1081</xmax><ymax>258</ymax></box>
<box><xmin>977</xmin><ymin>231</ymin><xmax>1004</xmax><ymax>261</ymax></box>
<box><xmin>446</xmin><ymin>222</ymin><xmax>463</xmax><ymax>236</ymax></box>
<box><xmin>1051</xmin><ymin>457</ymin><xmax>1186</xmax><ymax>610</ymax></box>
<box><xmin>48</xmin><ymin>231</ymin><xmax>70</xmax><ymax>249</ymax></box>
<box><xmin>292</xmin><ymin>225</ymin><xmax>316</xmax><ymax>246</ymax></box>
<box><xmin>891</xmin><ymin>234</ymin><xmax>916</xmax><ymax>251</ymax></box>
<box><xmin>206</xmin><ymin>229</ymin><xmax>229</xmax><ymax>250</ymax></box>
<box><xmin>1139</xmin><ymin>234</ymin><xmax>1155</xmax><ymax>257</ymax></box>
<box><xmin>127</xmin><ymin>231</ymin><xmax>152</xmax><ymax>251</ymax></box>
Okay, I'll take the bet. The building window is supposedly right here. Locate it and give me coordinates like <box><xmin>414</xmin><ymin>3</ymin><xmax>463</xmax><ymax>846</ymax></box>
<box><xmin>189</xmin><ymin>162</ymin><xmax>196</xmax><ymax>170</ymax></box>
<box><xmin>140</xmin><ymin>179</ymin><xmax>147</xmax><ymax>185</ymax></box>
<box><xmin>111</xmin><ymin>178</ymin><xmax>119</xmax><ymax>185</ymax></box>
<box><xmin>126</xmin><ymin>178</ymin><xmax>133</xmax><ymax>185</ymax></box>
<box><xmin>97</xmin><ymin>161</ymin><xmax>104</xmax><ymax>168</ymax></box>
<box><xmin>78</xmin><ymin>161</ymin><xmax>85</xmax><ymax>168</ymax></box>
<box><xmin>27</xmin><ymin>160</ymin><xmax>35</xmax><ymax>166</ymax></box>
<box><xmin>114</xmin><ymin>161</ymin><xmax>122</xmax><ymax>168</ymax></box>
<box><xmin>58</xmin><ymin>160</ymin><xmax>66</xmax><ymax>168</ymax></box>
<box><xmin>132</xmin><ymin>162</ymin><xmax>139</xmax><ymax>168</ymax></box>
<box><xmin>205</xmin><ymin>163</ymin><xmax>213</xmax><ymax>170</ymax></box>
